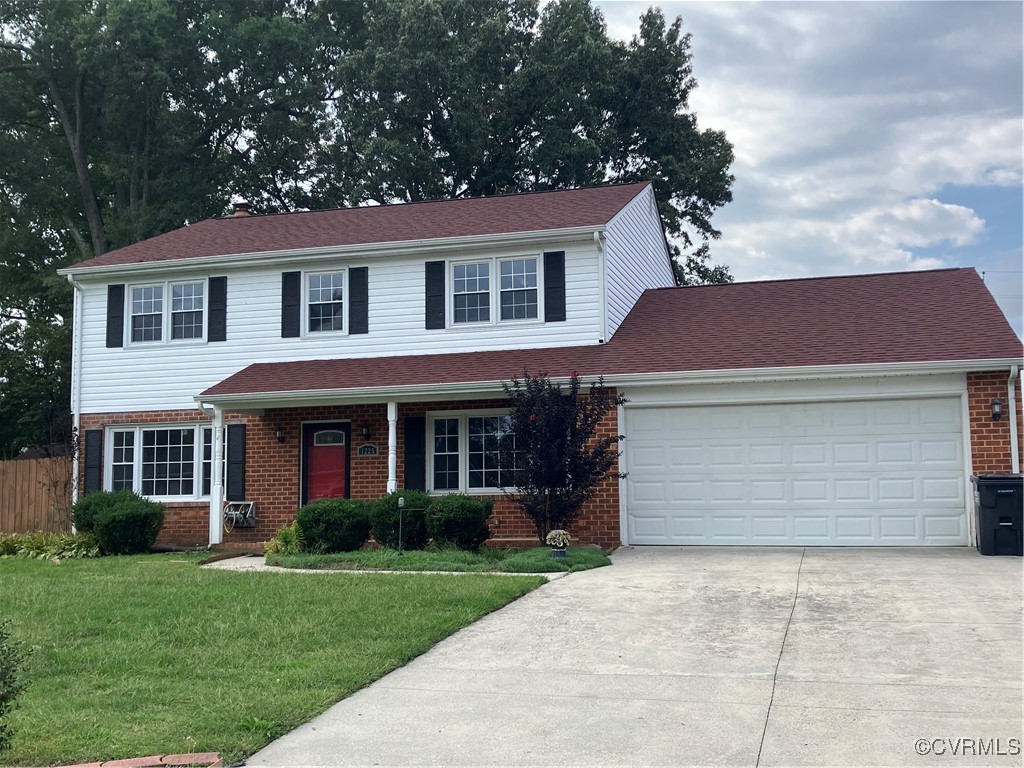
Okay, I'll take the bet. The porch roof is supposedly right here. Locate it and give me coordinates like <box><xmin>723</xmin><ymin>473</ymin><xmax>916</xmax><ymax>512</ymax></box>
<box><xmin>199</xmin><ymin>267</ymin><xmax>1021</xmax><ymax>406</ymax></box>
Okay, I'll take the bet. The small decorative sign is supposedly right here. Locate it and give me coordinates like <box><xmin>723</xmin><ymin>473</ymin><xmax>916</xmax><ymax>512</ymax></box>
<box><xmin>357</xmin><ymin>443</ymin><xmax>379</xmax><ymax>457</ymax></box>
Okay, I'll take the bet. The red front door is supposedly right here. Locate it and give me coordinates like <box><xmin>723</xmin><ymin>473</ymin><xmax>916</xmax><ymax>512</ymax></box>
<box><xmin>303</xmin><ymin>423</ymin><xmax>348</xmax><ymax>503</ymax></box>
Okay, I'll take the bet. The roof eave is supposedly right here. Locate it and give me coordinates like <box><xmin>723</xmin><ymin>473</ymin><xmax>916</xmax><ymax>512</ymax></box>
<box><xmin>59</xmin><ymin>225</ymin><xmax>605</xmax><ymax>278</ymax></box>
<box><xmin>194</xmin><ymin>357</ymin><xmax>1023</xmax><ymax>410</ymax></box>
<box><xmin>603</xmin><ymin>358</ymin><xmax>1024</xmax><ymax>387</ymax></box>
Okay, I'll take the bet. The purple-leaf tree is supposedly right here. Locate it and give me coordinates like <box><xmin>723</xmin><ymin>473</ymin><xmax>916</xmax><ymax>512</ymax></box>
<box><xmin>499</xmin><ymin>372</ymin><xmax>626</xmax><ymax>543</ymax></box>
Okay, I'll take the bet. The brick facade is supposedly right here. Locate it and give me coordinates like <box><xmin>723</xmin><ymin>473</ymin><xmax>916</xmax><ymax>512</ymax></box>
<box><xmin>78</xmin><ymin>394</ymin><xmax>623</xmax><ymax>551</ymax></box>
<box><xmin>78</xmin><ymin>373</ymin><xmax>1023</xmax><ymax>551</ymax></box>
<box><xmin>966</xmin><ymin>370</ymin><xmax>1024</xmax><ymax>474</ymax></box>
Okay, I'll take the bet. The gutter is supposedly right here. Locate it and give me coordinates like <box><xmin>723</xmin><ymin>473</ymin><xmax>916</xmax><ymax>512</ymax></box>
<box><xmin>1009</xmin><ymin>365</ymin><xmax>1020</xmax><ymax>473</ymax></box>
<box><xmin>57</xmin><ymin>225</ymin><xmax>605</xmax><ymax>280</ymax></box>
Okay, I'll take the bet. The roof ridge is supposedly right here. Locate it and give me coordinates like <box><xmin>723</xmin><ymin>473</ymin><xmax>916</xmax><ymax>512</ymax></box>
<box><xmin>652</xmin><ymin>267</ymin><xmax>971</xmax><ymax>291</ymax></box>
<box><xmin>216</xmin><ymin>181</ymin><xmax>651</xmax><ymax>222</ymax></box>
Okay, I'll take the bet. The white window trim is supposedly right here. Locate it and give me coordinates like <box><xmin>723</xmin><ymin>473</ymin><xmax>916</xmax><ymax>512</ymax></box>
<box><xmin>126</xmin><ymin>278</ymin><xmax>208</xmax><ymax>346</ymax></box>
<box><xmin>104</xmin><ymin>423</ymin><xmax>220</xmax><ymax>502</ymax></box>
<box><xmin>303</xmin><ymin>268</ymin><xmax>349</xmax><ymax>336</ymax></box>
<box><xmin>426</xmin><ymin>409</ymin><xmax>517</xmax><ymax>494</ymax></box>
<box><xmin>447</xmin><ymin>255</ymin><xmax>544</xmax><ymax>328</ymax></box>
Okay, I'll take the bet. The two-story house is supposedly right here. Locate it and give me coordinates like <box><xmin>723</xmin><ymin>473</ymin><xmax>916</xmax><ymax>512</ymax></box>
<box><xmin>61</xmin><ymin>182</ymin><xmax>1022</xmax><ymax>551</ymax></box>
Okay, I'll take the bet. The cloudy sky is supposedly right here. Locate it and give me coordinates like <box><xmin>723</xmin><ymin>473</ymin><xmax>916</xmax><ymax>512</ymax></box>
<box><xmin>596</xmin><ymin>1</ymin><xmax>1023</xmax><ymax>336</ymax></box>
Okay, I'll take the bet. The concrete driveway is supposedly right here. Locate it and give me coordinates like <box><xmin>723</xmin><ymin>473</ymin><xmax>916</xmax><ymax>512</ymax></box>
<box><xmin>247</xmin><ymin>548</ymin><xmax>1022</xmax><ymax>767</ymax></box>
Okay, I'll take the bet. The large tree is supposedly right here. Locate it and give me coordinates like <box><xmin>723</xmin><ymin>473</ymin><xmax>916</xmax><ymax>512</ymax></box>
<box><xmin>0</xmin><ymin>0</ymin><xmax>733</xmax><ymax>456</ymax></box>
<box><xmin>319</xmin><ymin>0</ymin><xmax>734</xmax><ymax>281</ymax></box>
<box><xmin>0</xmin><ymin>0</ymin><xmax>348</xmax><ymax>456</ymax></box>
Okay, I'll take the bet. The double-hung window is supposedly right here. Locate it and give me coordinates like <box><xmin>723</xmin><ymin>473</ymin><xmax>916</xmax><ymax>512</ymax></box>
<box><xmin>130</xmin><ymin>286</ymin><xmax>164</xmax><ymax>342</ymax></box>
<box><xmin>308</xmin><ymin>271</ymin><xmax>345</xmax><ymax>333</ymax></box>
<box><xmin>171</xmin><ymin>282</ymin><xmax>204</xmax><ymax>339</ymax></box>
<box><xmin>429</xmin><ymin>413</ymin><xmax>518</xmax><ymax>493</ymax></box>
<box><xmin>129</xmin><ymin>281</ymin><xmax>205</xmax><ymax>344</ymax></box>
<box><xmin>107</xmin><ymin>425</ymin><xmax>220</xmax><ymax>499</ymax></box>
<box><xmin>499</xmin><ymin>258</ymin><xmax>538</xmax><ymax>320</ymax></box>
<box><xmin>452</xmin><ymin>262</ymin><xmax>490</xmax><ymax>323</ymax></box>
<box><xmin>450</xmin><ymin>257</ymin><xmax>539</xmax><ymax>325</ymax></box>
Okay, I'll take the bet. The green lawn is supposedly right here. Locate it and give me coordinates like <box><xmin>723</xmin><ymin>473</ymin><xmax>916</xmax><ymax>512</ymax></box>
<box><xmin>267</xmin><ymin>545</ymin><xmax>612</xmax><ymax>573</ymax></box>
<box><xmin>0</xmin><ymin>553</ymin><xmax>543</xmax><ymax>766</ymax></box>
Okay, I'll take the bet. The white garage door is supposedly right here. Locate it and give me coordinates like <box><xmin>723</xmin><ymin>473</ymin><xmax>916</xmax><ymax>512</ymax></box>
<box><xmin>625</xmin><ymin>398</ymin><xmax>967</xmax><ymax>546</ymax></box>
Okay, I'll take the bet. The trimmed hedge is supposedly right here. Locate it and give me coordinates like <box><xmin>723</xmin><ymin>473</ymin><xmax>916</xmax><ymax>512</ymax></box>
<box><xmin>79</xmin><ymin>492</ymin><xmax>165</xmax><ymax>555</ymax></box>
<box><xmin>294</xmin><ymin>498</ymin><xmax>371</xmax><ymax>553</ymax></box>
<box><xmin>71</xmin><ymin>489</ymin><xmax>141</xmax><ymax>534</ymax></box>
<box><xmin>426</xmin><ymin>494</ymin><xmax>492</xmax><ymax>551</ymax></box>
<box><xmin>370</xmin><ymin>490</ymin><xmax>431</xmax><ymax>550</ymax></box>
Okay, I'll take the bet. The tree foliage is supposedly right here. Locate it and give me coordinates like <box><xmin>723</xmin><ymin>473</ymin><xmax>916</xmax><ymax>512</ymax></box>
<box><xmin>500</xmin><ymin>372</ymin><xmax>626</xmax><ymax>542</ymax></box>
<box><xmin>0</xmin><ymin>0</ymin><xmax>733</xmax><ymax>456</ymax></box>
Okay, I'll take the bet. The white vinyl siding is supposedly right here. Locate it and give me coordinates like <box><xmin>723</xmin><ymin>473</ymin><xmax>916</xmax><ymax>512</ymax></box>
<box><xmin>604</xmin><ymin>185</ymin><xmax>674</xmax><ymax>339</ymax></box>
<box><xmin>77</xmin><ymin>240</ymin><xmax>604</xmax><ymax>412</ymax></box>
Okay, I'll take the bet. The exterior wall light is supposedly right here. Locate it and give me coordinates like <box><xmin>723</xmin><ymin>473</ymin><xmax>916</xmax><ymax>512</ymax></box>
<box><xmin>275</xmin><ymin>426</ymin><xmax>285</xmax><ymax>443</ymax></box>
<box><xmin>361</xmin><ymin>423</ymin><xmax>372</xmax><ymax>441</ymax></box>
<box><xmin>992</xmin><ymin>399</ymin><xmax>1003</xmax><ymax>421</ymax></box>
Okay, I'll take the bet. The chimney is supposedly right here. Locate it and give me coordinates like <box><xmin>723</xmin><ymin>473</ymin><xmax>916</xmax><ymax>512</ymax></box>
<box><xmin>231</xmin><ymin>201</ymin><xmax>253</xmax><ymax>217</ymax></box>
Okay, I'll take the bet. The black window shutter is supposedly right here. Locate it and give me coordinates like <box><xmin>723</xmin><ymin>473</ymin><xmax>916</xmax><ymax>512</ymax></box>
<box><xmin>105</xmin><ymin>285</ymin><xmax>125</xmax><ymax>348</ymax></box>
<box><xmin>424</xmin><ymin>261</ymin><xmax>445</xmax><ymax>329</ymax></box>
<box><xmin>281</xmin><ymin>271</ymin><xmax>301</xmax><ymax>338</ymax></box>
<box><xmin>207</xmin><ymin>277</ymin><xmax>227</xmax><ymax>342</ymax></box>
<box><xmin>84</xmin><ymin>429</ymin><xmax>103</xmax><ymax>494</ymax></box>
<box><xmin>349</xmin><ymin>267</ymin><xmax>368</xmax><ymax>334</ymax></box>
<box><xmin>225</xmin><ymin>424</ymin><xmax>246</xmax><ymax>501</ymax></box>
<box><xmin>543</xmin><ymin>251</ymin><xmax>566</xmax><ymax>322</ymax></box>
<box><xmin>404</xmin><ymin>416</ymin><xmax>426</xmax><ymax>491</ymax></box>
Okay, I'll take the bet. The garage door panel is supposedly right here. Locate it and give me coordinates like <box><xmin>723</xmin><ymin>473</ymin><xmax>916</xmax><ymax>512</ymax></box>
<box><xmin>877</xmin><ymin>441</ymin><xmax>914</xmax><ymax>463</ymax></box>
<box><xmin>751</xmin><ymin>479</ymin><xmax>787</xmax><ymax>502</ymax></box>
<box><xmin>921</xmin><ymin>439</ymin><xmax>959</xmax><ymax>463</ymax></box>
<box><xmin>834</xmin><ymin>442</ymin><xmax>871</xmax><ymax>464</ymax></box>
<box><xmin>625</xmin><ymin>397</ymin><xmax>967</xmax><ymax>546</ymax></box>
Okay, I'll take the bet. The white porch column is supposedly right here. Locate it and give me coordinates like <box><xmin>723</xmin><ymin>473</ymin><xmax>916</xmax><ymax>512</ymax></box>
<box><xmin>387</xmin><ymin>401</ymin><xmax>398</xmax><ymax>493</ymax></box>
<box><xmin>209</xmin><ymin>406</ymin><xmax>225</xmax><ymax>546</ymax></box>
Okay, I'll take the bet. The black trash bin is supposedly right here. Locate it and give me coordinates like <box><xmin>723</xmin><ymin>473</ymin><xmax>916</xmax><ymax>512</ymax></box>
<box><xmin>971</xmin><ymin>474</ymin><xmax>1023</xmax><ymax>556</ymax></box>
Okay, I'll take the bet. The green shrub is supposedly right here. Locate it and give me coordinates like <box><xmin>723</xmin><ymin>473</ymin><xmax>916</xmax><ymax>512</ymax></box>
<box><xmin>294</xmin><ymin>499</ymin><xmax>371</xmax><ymax>553</ymax></box>
<box><xmin>72</xmin><ymin>489</ymin><xmax>139</xmax><ymax>534</ymax></box>
<box><xmin>0</xmin><ymin>532</ymin><xmax>100</xmax><ymax>559</ymax></box>
<box><xmin>426</xmin><ymin>494</ymin><xmax>492</xmax><ymax>551</ymax></box>
<box><xmin>93</xmin><ymin>494</ymin><xmax>165</xmax><ymax>555</ymax></box>
<box><xmin>0</xmin><ymin>620</ymin><xmax>31</xmax><ymax>754</ymax></box>
<box><xmin>369</xmin><ymin>490</ymin><xmax>431</xmax><ymax>550</ymax></box>
<box><xmin>264</xmin><ymin>522</ymin><xmax>305</xmax><ymax>556</ymax></box>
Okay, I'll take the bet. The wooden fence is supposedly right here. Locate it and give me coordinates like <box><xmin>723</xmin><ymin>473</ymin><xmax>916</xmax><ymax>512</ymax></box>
<box><xmin>0</xmin><ymin>457</ymin><xmax>74</xmax><ymax>533</ymax></box>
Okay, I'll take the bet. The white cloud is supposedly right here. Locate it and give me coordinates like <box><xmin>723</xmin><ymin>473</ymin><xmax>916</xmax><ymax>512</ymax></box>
<box><xmin>595</xmin><ymin>0</ymin><xmax>1023</xmax><ymax>338</ymax></box>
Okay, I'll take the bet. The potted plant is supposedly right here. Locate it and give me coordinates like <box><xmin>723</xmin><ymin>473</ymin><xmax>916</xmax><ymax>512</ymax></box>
<box><xmin>545</xmin><ymin>529</ymin><xmax>571</xmax><ymax>558</ymax></box>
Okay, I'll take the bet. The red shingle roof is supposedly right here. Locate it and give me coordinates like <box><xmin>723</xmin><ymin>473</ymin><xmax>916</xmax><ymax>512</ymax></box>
<box><xmin>201</xmin><ymin>268</ymin><xmax>1021</xmax><ymax>399</ymax></box>
<box><xmin>70</xmin><ymin>183</ymin><xmax>650</xmax><ymax>270</ymax></box>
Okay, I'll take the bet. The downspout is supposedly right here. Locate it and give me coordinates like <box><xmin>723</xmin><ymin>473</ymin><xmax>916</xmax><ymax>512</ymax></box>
<box><xmin>594</xmin><ymin>230</ymin><xmax>607</xmax><ymax>343</ymax></box>
<box><xmin>1009</xmin><ymin>365</ymin><xmax>1020</xmax><ymax>473</ymax></box>
<box><xmin>66</xmin><ymin>275</ymin><xmax>83</xmax><ymax>516</ymax></box>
